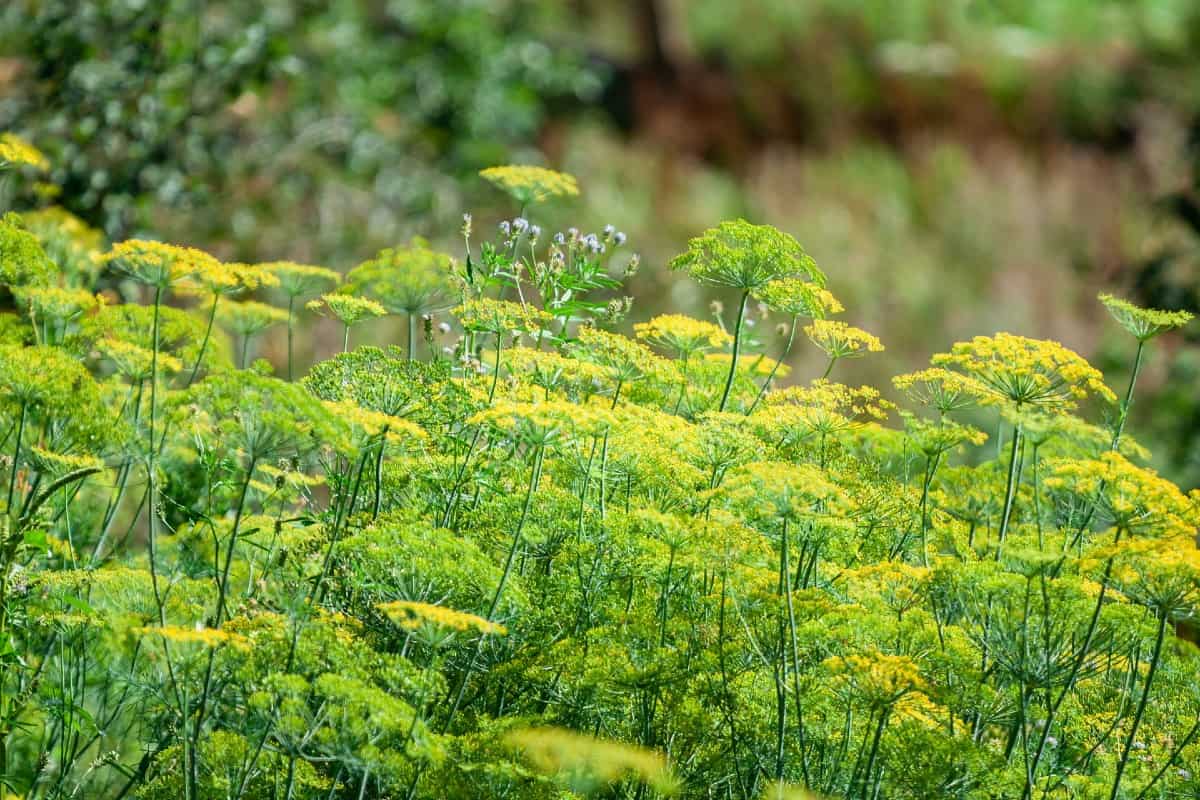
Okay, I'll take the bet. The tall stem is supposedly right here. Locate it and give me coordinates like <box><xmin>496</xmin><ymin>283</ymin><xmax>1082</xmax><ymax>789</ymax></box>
<box><xmin>446</xmin><ymin>445</ymin><xmax>543</xmax><ymax>727</ymax></box>
<box><xmin>147</xmin><ymin>284</ymin><xmax>166</xmax><ymax>624</ymax></box>
<box><xmin>1113</xmin><ymin>340</ymin><xmax>1144</xmax><ymax>450</ymax></box>
<box><xmin>1108</xmin><ymin>612</ymin><xmax>1169</xmax><ymax>800</ymax></box>
<box><xmin>995</xmin><ymin>418</ymin><xmax>1023</xmax><ymax>560</ymax></box>
<box><xmin>718</xmin><ymin>291</ymin><xmax>749</xmax><ymax>412</ymax></box>
<box><xmin>5</xmin><ymin>401</ymin><xmax>26</xmax><ymax>513</ymax></box>
<box><xmin>286</xmin><ymin>295</ymin><xmax>296</xmax><ymax>381</ymax></box>
<box><xmin>187</xmin><ymin>294</ymin><xmax>219</xmax><ymax>387</ymax></box>
<box><xmin>748</xmin><ymin>316</ymin><xmax>797</xmax><ymax>415</ymax></box>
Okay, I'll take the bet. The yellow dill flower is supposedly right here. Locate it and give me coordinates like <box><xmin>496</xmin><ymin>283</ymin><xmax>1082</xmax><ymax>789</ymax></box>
<box><xmin>504</xmin><ymin>726</ymin><xmax>677</xmax><ymax>794</ymax></box>
<box><xmin>455</xmin><ymin>297</ymin><xmax>551</xmax><ymax>335</ymax></box>
<box><xmin>100</xmin><ymin>239</ymin><xmax>222</xmax><ymax>288</ymax></box>
<box><xmin>753</xmin><ymin>279</ymin><xmax>844</xmax><ymax>318</ymax></box>
<box><xmin>470</xmin><ymin>399</ymin><xmax>615</xmax><ymax>445</ymax></box>
<box><xmin>1098</xmin><ymin>293</ymin><xmax>1193</xmax><ymax>342</ymax></box>
<box><xmin>634</xmin><ymin>313</ymin><xmax>732</xmax><ymax>358</ymax></box>
<box><xmin>503</xmin><ymin>346</ymin><xmax>607</xmax><ymax>394</ymax></box>
<box><xmin>728</xmin><ymin>460</ymin><xmax>847</xmax><ymax>520</ymax></box>
<box><xmin>14</xmin><ymin>286</ymin><xmax>99</xmax><ymax>324</ymax></box>
<box><xmin>378</xmin><ymin>600</ymin><xmax>505</xmax><ymax>635</ymax></box>
<box><xmin>133</xmin><ymin>624</ymin><xmax>251</xmax><ymax>651</ymax></box>
<box><xmin>1091</xmin><ymin>534</ymin><xmax>1200</xmax><ymax>616</ymax></box>
<box><xmin>572</xmin><ymin>325</ymin><xmax>666</xmax><ymax>385</ymax></box>
<box><xmin>766</xmin><ymin>380</ymin><xmax>892</xmax><ymax>421</ymax></box>
<box><xmin>322</xmin><ymin>399</ymin><xmax>427</xmax><ymax>448</ymax></box>
<box><xmin>344</xmin><ymin>238</ymin><xmax>455</xmax><ymax>315</ymax></box>
<box><xmin>0</xmin><ymin>132</ymin><xmax>49</xmax><ymax>171</ymax></box>
<box><xmin>824</xmin><ymin>650</ymin><xmax>926</xmax><ymax>708</ymax></box>
<box><xmin>892</xmin><ymin>367</ymin><xmax>982</xmax><ymax>414</ymax></box>
<box><xmin>480</xmin><ymin>165</ymin><xmax>580</xmax><ymax>205</ymax></box>
<box><xmin>217</xmin><ymin>300</ymin><xmax>289</xmax><ymax>337</ymax></box>
<box><xmin>27</xmin><ymin>446</ymin><xmax>105</xmax><ymax>476</ymax></box>
<box><xmin>263</xmin><ymin>261</ymin><xmax>341</xmax><ymax>298</ymax></box>
<box><xmin>931</xmin><ymin>333</ymin><xmax>1116</xmax><ymax>410</ymax></box>
<box><xmin>21</xmin><ymin>207</ymin><xmax>105</xmax><ymax>284</ymax></box>
<box><xmin>97</xmin><ymin>338</ymin><xmax>183</xmax><ymax>380</ymax></box>
<box><xmin>1044</xmin><ymin>452</ymin><xmax>1196</xmax><ymax>538</ymax></box>
<box><xmin>901</xmin><ymin>413</ymin><xmax>988</xmax><ymax>457</ymax></box>
<box><xmin>804</xmin><ymin>319</ymin><xmax>884</xmax><ymax>361</ymax></box>
<box><xmin>178</xmin><ymin>261</ymin><xmax>280</xmax><ymax>298</ymax></box>
<box><xmin>306</xmin><ymin>294</ymin><xmax>387</xmax><ymax>326</ymax></box>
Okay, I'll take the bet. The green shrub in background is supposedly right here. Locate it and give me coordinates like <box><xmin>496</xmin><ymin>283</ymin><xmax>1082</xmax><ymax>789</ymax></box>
<box><xmin>0</xmin><ymin>0</ymin><xmax>599</xmax><ymax>258</ymax></box>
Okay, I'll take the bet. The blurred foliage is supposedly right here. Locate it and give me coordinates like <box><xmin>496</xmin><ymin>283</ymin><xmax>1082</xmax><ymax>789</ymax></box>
<box><xmin>0</xmin><ymin>0</ymin><xmax>601</xmax><ymax>259</ymax></box>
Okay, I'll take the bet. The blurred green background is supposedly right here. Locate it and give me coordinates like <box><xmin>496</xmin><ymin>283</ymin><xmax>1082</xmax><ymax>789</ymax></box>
<box><xmin>3</xmin><ymin>0</ymin><xmax>1200</xmax><ymax>484</ymax></box>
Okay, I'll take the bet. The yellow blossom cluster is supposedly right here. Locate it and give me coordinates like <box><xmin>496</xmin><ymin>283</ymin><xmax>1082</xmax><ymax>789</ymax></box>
<box><xmin>0</xmin><ymin>132</ymin><xmax>50</xmax><ymax>171</ymax></box>
<box><xmin>100</xmin><ymin>239</ymin><xmax>223</xmax><ymax>288</ymax></box>
<box><xmin>932</xmin><ymin>333</ymin><xmax>1116</xmax><ymax>409</ymax></box>
<box><xmin>378</xmin><ymin>600</ymin><xmax>506</xmax><ymax>635</ymax></box>
<box><xmin>634</xmin><ymin>313</ymin><xmax>732</xmax><ymax>357</ymax></box>
<box><xmin>804</xmin><ymin>319</ymin><xmax>884</xmax><ymax>361</ymax></box>
<box><xmin>479</xmin><ymin>165</ymin><xmax>580</xmax><ymax>204</ymax></box>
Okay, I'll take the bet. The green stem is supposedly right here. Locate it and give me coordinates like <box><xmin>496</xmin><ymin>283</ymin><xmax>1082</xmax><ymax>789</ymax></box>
<box><xmin>1113</xmin><ymin>340</ymin><xmax>1144</xmax><ymax>450</ymax></box>
<box><xmin>445</xmin><ymin>445</ymin><xmax>543</xmax><ymax>727</ymax></box>
<box><xmin>286</xmin><ymin>295</ymin><xmax>296</xmax><ymax>381</ymax></box>
<box><xmin>1108</xmin><ymin>612</ymin><xmax>1169</xmax><ymax>800</ymax></box>
<box><xmin>718</xmin><ymin>291</ymin><xmax>749</xmax><ymax>412</ymax></box>
<box><xmin>148</xmin><ymin>284</ymin><xmax>166</xmax><ymax>624</ymax></box>
<box><xmin>5</xmin><ymin>401</ymin><xmax>26</xmax><ymax>513</ymax></box>
<box><xmin>187</xmin><ymin>294</ymin><xmax>219</xmax><ymax>386</ymax></box>
<box><xmin>748</xmin><ymin>316</ymin><xmax>797</xmax><ymax>415</ymax></box>
<box><xmin>995</xmin><ymin>418</ymin><xmax>1023</xmax><ymax>560</ymax></box>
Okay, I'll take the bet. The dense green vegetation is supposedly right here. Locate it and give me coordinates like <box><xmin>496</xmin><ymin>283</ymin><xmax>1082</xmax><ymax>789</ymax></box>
<box><xmin>0</xmin><ymin>144</ymin><xmax>1198</xmax><ymax>799</ymax></box>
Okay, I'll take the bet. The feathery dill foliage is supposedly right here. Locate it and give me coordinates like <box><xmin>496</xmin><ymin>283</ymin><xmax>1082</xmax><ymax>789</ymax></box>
<box><xmin>2</xmin><ymin>152</ymin><xmax>1200</xmax><ymax>800</ymax></box>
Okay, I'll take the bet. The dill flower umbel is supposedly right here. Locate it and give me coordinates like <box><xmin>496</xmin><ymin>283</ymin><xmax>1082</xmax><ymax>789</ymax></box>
<box><xmin>455</xmin><ymin>297</ymin><xmax>551</xmax><ymax>335</ymax></box>
<box><xmin>753</xmin><ymin>279</ymin><xmax>844</xmax><ymax>318</ymax></box>
<box><xmin>892</xmin><ymin>367</ymin><xmax>982</xmax><ymax>415</ymax></box>
<box><xmin>98</xmin><ymin>338</ymin><xmax>183</xmax><ymax>380</ymax></box>
<box><xmin>101</xmin><ymin>239</ymin><xmax>223</xmax><ymax>288</ymax></box>
<box><xmin>480</xmin><ymin>165</ymin><xmax>580</xmax><ymax>205</ymax></box>
<box><xmin>504</xmin><ymin>726</ymin><xmax>677</xmax><ymax>794</ymax></box>
<box><xmin>1098</xmin><ymin>293</ymin><xmax>1193</xmax><ymax>342</ymax></box>
<box><xmin>670</xmin><ymin>219</ymin><xmax>824</xmax><ymax>291</ymax></box>
<box><xmin>0</xmin><ymin>132</ymin><xmax>50</xmax><ymax>171</ymax></box>
<box><xmin>133</xmin><ymin>624</ymin><xmax>251</xmax><ymax>651</ymax></box>
<box><xmin>634</xmin><ymin>314</ymin><xmax>732</xmax><ymax>358</ymax></box>
<box><xmin>378</xmin><ymin>600</ymin><xmax>506</xmax><ymax>635</ymax></box>
<box><xmin>264</xmin><ymin>261</ymin><xmax>341</xmax><ymax>298</ymax></box>
<box><xmin>804</xmin><ymin>319</ymin><xmax>884</xmax><ymax>361</ymax></box>
<box><xmin>931</xmin><ymin>333</ymin><xmax>1116</xmax><ymax>410</ymax></box>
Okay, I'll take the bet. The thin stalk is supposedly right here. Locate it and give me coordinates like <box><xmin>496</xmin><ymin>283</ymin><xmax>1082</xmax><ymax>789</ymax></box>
<box><xmin>1108</xmin><ymin>612</ymin><xmax>1169</xmax><ymax>800</ymax></box>
<box><xmin>718</xmin><ymin>291</ymin><xmax>749</xmax><ymax>412</ymax></box>
<box><xmin>918</xmin><ymin>453</ymin><xmax>940</xmax><ymax>567</ymax></box>
<box><xmin>187</xmin><ymin>293</ymin><xmax>219</xmax><ymax>386</ymax></box>
<box><xmin>5</xmin><ymin>401</ymin><xmax>26</xmax><ymax>513</ymax></box>
<box><xmin>995</xmin><ymin>418</ymin><xmax>1023</xmax><ymax>560</ymax></box>
<box><xmin>286</xmin><ymin>295</ymin><xmax>296</xmax><ymax>381</ymax></box>
<box><xmin>445</xmin><ymin>445</ymin><xmax>544</xmax><ymax>726</ymax></box>
<box><xmin>147</xmin><ymin>284</ymin><xmax>166</xmax><ymax>624</ymax></box>
<box><xmin>748</xmin><ymin>317</ymin><xmax>797</xmax><ymax>415</ymax></box>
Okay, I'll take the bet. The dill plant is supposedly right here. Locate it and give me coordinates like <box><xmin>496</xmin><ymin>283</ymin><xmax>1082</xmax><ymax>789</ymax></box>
<box><xmin>1</xmin><ymin>150</ymin><xmax>1200</xmax><ymax>800</ymax></box>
